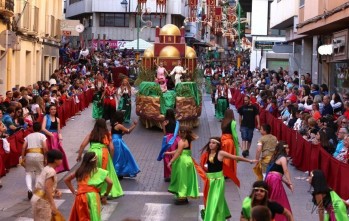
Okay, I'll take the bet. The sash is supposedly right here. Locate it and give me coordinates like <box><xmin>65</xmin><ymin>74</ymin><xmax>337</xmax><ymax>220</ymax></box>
<box><xmin>157</xmin><ymin>121</ymin><xmax>179</xmax><ymax>161</ymax></box>
<box><xmin>231</xmin><ymin>120</ymin><xmax>240</xmax><ymax>156</ymax></box>
<box><xmin>324</xmin><ymin>191</ymin><xmax>349</xmax><ymax>221</ymax></box>
<box><xmin>241</xmin><ymin>197</ymin><xmax>252</xmax><ymax>219</ymax></box>
<box><xmin>264</xmin><ymin>160</ymin><xmax>275</xmax><ymax>181</ymax></box>
<box><xmin>45</xmin><ymin>114</ymin><xmax>51</xmax><ymax>131</ymax></box>
<box><xmin>76</xmin><ymin>184</ymin><xmax>100</xmax><ymax>195</ymax></box>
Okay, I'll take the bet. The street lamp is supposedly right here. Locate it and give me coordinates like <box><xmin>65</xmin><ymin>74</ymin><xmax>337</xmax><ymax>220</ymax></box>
<box><xmin>120</xmin><ymin>0</ymin><xmax>128</xmax><ymax>10</ymax></box>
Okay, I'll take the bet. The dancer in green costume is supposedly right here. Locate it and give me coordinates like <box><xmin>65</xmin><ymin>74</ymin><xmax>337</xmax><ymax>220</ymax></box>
<box><xmin>200</xmin><ymin>137</ymin><xmax>256</xmax><ymax>221</ymax></box>
<box><xmin>166</xmin><ymin>125</ymin><xmax>199</xmax><ymax>205</ymax></box>
<box><xmin>240</xmin><ymin>181</ymin><xmax>294</xmax><ymax>221</ymax></box>
<box><xmin>215</xmin><ymin>78</ymin><xmax>230</xmax><ymax>120</ymax></box>
<box><xmin>77</xmin><ymin>119</ymin><xmax>123</xmax><ymax>198</ymax></box>
<box><xmin>92</xmin><ymin>90</ymin><xmax>104</xmax><ymax>119</ymax></box>
<box><xmin>309</xmin><ymin>170</ymin><xmax>349</xmax><ymax>221</ymax></box>
<box><xmin>117</xmin><ymin>78</ymin><xmax>132</xmax><ymax>123</ymax></box>
<box><xmin>65</xmin><ymin>152</ymin><xmax>113</xmax><ymax>221</ymax></box>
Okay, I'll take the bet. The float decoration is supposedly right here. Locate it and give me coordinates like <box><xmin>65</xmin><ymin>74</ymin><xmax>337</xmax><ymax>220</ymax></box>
<box><xmin>137</xmin><ymin>24</ymin><xmax>201</xmax><ymax>129</ymax></box>
<box><xmin>156</xmin><ymin>0</ymin><xmax>166</xmax><ymax>18</ymax></box>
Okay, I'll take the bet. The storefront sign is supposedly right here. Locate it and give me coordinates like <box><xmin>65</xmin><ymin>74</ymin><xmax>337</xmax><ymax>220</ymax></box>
<box><xmin>91</xmin><ymin>40</ymin><xmax>128</xmax><ymax>49</ymax></box>
<box><xmin>318</xmin><ymin>44</ymin><xmax>333</xmax><ymax>55</ymax></box>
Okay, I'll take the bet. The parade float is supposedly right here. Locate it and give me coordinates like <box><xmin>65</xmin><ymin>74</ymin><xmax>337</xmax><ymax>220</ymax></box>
<box><xmin>135</xmin><ymin>24</ymin><xmax>202</xmax><ymax>128</ymax></box>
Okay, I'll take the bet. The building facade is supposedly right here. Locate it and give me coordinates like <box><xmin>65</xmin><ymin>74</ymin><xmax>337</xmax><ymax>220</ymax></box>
<box><xmin>0</xmin><ymin>0</ymin><xmax>15</xmax><ymax>95</ymax></box>
<box><xmin>241</xmin><ymin>0</ymin><xmax>288</xmax><ymax>71</ymax></box>
<box><xmin>64</xmin><ymin>0</ymin><xmax>191</xmax><ymax>49</ymax></box>
<box><xmin>271</xmin><ymin>0</ymin><xmax>349</xmax><ymax>94</ymax></box>
<box><xmin>0</xmin><ymin>0</ymin><xmax>61</xmax><ymax>95</ymax></box>
<box><xmin>297</xmin><ymin>0</ymin><xmax>349</xmax><ymax>95</ymax></box>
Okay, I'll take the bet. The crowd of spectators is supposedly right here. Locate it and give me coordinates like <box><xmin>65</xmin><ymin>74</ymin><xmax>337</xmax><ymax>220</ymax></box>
<box><xmin>229</xmin><ymin>67</ymin><xmax>349</xmax><ymax>164</ymax></box>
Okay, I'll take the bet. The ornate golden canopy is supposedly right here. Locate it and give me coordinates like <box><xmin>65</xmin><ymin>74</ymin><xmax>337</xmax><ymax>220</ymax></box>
<box><xmin>143</xmin><ymin>46</ymin><xmax>154</xmax><ymax>58</ymax></box>
<box><xmin>159</xmin><ymin>46</ymin><xmax>180</xmax><ymax>58</ymax></box>
<box><xmin>185</xmin><ymin>46</ymin><xmax>197</xmax><ymax>59</ymax></box>
<box><xmin>159</xmin><ymin>24</ymin><xmax>181</xmax><ymax>36</ymax></box>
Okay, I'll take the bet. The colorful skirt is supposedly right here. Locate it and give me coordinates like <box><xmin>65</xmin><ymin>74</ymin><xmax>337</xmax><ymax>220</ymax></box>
<box><xmin>117</xmin><ymin>95</ymin><xmax>131</xmax><ymax>123</ymax></box>
<box><xmin>162</xmin><ymin>134</ymin><xmax>180</xmax><ymax>179</ymax></box>
<box><xmin>88</xmin><ymin>142</ymin><xmax>124</xmax><ymax>198</ymax></box>
<box><xmin>112</xmin><ymin>134</ymin><xmax>140</xmax><ymax>177</ymax></box>
<box><xmin>92</xmin><ymin>100</ymin><xmax>104</xmax><ymax>119</ymax></box>
<box><xmin>205</xmin><ymin>77</ymin><xmax>212</xmax><ymax>94</ymax></box>
<box><xmin>46</xmin><ymin>132</ymin><xmax>69</xmax><ymax>173</ymax></box>
<box><xmin>168</xmin><ymin>149</ymin><xmax>199</xmax><ymax>199</ymax></box>
<box><xmin>69</xmin><ymin>187</ymin><xmax>102</xmax><ymax>221</ymax></box>
<box><xmin>265</xmin><ymin>172</ymin><xmax>292</xmax><ymax>221</ymax></box>
<box><xmin>203</xmin><ymin>171</ymin><xmax>231</xmax><ymax>221</ymax></box>
<box><xmin>103</xmin><ymin>97</ymin><xmax>117</xmax><ymax>121</ymax></box>
<box><xmin>221</xmin><ymin>134</ymin><xmax>237</xmax><ymax>175</ymax></box>
<box><xmin>215</xmin><ymin>97</ymin><xmax>229</xmax><ymax>120</ymax></box>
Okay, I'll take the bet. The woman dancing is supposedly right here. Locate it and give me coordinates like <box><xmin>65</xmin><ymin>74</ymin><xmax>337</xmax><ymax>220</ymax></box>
<box><xmin>102</xmin><ymin>81</ymin><xmax>117</xmax><ymax>121</ymax></box>
<box><xmin>220</xmin><ymin>109</ymin><xmax>240</xmax><ymax>185</ymax></box>
<box><xmin>309</xmin><ymin>170</ymin><xmax>349</xmax><ymax>221</ymax></box>
<box><xmin>265</xmin><ymin>141</ymin><xmax>293</xmax><ymax>221</ymax></box>
<box><xmin>166</xmin><ymin>125</ymin><xmax>199</xmax><ymax>205</ymax></box>
<box><xmin>157</xmin><ymin>109</ymin><xmax>180</xmax><ymax>182</ymax></box>
<box><xmin>77</xmin><ymin>119</ymin><xmax>123</xmax><ymax>198</ymax></box>
<box><xmin>117</xmin><ymin>78</ymin><xmax>132</xmax><ymax>123</ymax></box>
<box><xmin>65</xmin><ymin>152</ymin><xmax>113</xmax><ymax>221</ymax></box>
<box><xmin>200</xmin><ymin>137</ymin><xmax>256</xmax><ymax>221</ymax></box>
<box><xmin>111</xmin><ymin>111</ymin><xmax>140</xmax><ymax>178</ymax></box>
<box><xmin>41</xmin><ymin>104</ymin><xmax>69</xmax><ymax>173</ymax></box>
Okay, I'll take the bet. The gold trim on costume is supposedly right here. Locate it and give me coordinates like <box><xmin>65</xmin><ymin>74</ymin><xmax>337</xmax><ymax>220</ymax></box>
<box><xmin>26</xmin><ymin>148</ymin><xmax>44</xmax><ymax>154</ymax></box>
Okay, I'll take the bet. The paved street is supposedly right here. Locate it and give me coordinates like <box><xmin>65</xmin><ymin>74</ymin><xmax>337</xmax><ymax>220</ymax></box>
<box><xmin>0</xmin><ymin>94</ymin><xmax>317</xmax><ymax>220</ymax></box>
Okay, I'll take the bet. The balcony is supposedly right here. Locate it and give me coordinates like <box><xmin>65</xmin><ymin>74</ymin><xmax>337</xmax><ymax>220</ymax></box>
<box><xmin>270</xmin><ymin>0</ymin><xmax>298</xmax><ymax>29</ymax></box>
<box><xmin>0</xmin><ymin>0</ymin><xmax>14</xmax><ymax>17</ymax></box>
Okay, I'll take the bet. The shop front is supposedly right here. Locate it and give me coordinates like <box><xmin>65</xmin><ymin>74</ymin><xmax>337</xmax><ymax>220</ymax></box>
<box><xmin>329</xmin><ymin>29</ymin><xmax>349</xmax><ymax>96</ymax></box>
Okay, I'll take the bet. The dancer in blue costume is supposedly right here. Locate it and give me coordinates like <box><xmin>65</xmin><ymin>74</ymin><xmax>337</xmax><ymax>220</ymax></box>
<box><xmin>111</xmin><ymin>111</ymin><xmax>140</xmax><ymax>178</ymax></box>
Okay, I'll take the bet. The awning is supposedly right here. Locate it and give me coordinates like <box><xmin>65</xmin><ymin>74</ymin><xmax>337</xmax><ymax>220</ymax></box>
<box><xmin>193</xmin><ymin>41</ymin><xmax>212</xmax><ymax>47</ymax></box>
<box><xmin>120</xmin><ymin>39</ymin><xmax>153</xmax><ymax>50</ymax></box>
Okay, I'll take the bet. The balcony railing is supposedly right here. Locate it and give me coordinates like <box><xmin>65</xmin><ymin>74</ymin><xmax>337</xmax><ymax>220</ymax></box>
<box><xmin>0</xmin><ymin>0</ymin><xmax>15</xmax><ymax>17</ymax></box>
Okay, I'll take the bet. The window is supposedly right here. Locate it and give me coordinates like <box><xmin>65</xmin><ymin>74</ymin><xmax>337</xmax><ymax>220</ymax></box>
<box><xmin>299</xmin><ymin>0</ymin><xmax>304</xmax><ymax>7</ymax></box>
<box><xmin>100</xmin><ymin>13</ymin><xmax>129</xmax><ymax>27</ymax></box>
<box><xmin>136</xmin><ymin>14</ymin><xmax>164</xmax><ymax>28</ymax></box>
<box><xmin>70</xmin><ymin>0</ymin><xmax>82</xmax><ymax>5</ymax></box>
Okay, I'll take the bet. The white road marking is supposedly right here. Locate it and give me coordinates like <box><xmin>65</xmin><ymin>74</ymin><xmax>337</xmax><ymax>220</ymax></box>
<box><xmin>141</xmin><ymin>203</ymin><xmax>171</xmax><ymax>221</ymax></box>
<box><xmin>57</xmin><ymin>189</ymin><xmax>204</xmax><ymax>196</ymax></box>
<box><xmin>101</xmin><ymin>202</ymin><xmax>118</xmax><ymax>221</ymax></box>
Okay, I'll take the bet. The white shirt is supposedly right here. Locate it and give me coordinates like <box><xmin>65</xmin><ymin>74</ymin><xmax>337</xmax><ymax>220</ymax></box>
<box><xmin>24</xmin><ymin>132</ymin><xmax>47</xmax><ymax>157</ymax></box>
<box><xmin>170</xmin><ymin>66</ymin><xmax>186</xmax><ymax>85</ymax></box>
